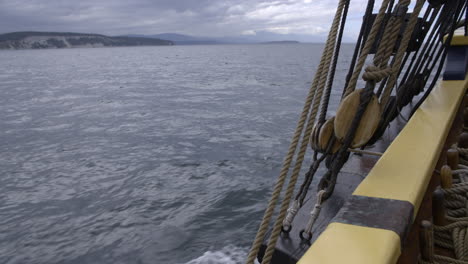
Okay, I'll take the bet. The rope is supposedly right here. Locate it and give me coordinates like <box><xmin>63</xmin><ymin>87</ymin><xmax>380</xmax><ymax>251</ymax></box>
<box><xmin>282</xmin><ymin>0</ymin><xmax>351</xmax><ymax>232</ymax></box>
<box><xmin>409</xmin><ymin>0</ymin><xmax>467</xmax><ymax>118</ymax></box>
<box><xmin>343</xmin><ymin>0</ymin><xmax>375</xmax><ymax>97</ymax></box>
<box><xmin>380</xmin><ymin>0</ymin><xmax>425</xmax><ymax>108</ymax></box>
<box><xmin>343</xmin><ymin>0</ymin><xmax>392</xmax><ymax>97</ymax></box>
<box><xmin>300</xmin><ymin>190</ymin><xmax>326</xmax><ymax>241</ymax></box>
<box><xmin>245</xmin><ymin>1</ymin><xmax>347</xmax><ymax>263</ymax></box>
<box><xmin>259</xmin><ymin>1</ymin><xmax>347</xmax><ymax>263</ymax></box>
<box><xmin>429</xmin><ymin>142</ymin><xmax>468</xmax><ymax>264</ymax></box>
<box><xmin>249</xmin><ymin>0</ymin><xmax>466</xmax><ymax>262</ymax></box>
<box><xmin>459</xmin><ymin>148</ymin><xmax>468</xmax><ymax>157</ymax></box>
<box><xmin>319</xmin><ymin>0</ymin><xmax>350</xmax><ymax>123</ymax></box>
<box><xmin>320</xmin><ymin>0</ymin><xmax>412</xmax><ymax>200</ymax></box>
<box><xmin>420</xmin><ymin>255</ymin><xmax>468</xmax><ymax>264</ymax></box>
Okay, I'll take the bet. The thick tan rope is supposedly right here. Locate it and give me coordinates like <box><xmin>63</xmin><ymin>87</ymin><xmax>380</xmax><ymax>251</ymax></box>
<box><xmin>343</xmin><ymin>0</ymin><xmax>392</xmax><ymax>97</ymax></box>
<box><xmin>259</xmin><ymin>1</ymin><xmax>347</xmax><ymax>263</ymax></box>
<box><xmin>428</xmin><ymin>165</ymin><xmax>468</xmax><ymax>263</ymax></box>
<box><xmin>362</xmin><ymin>0</ymin><xmax>412</xmax><ymax>86</ymax></box>
<box><xmin>458</xmin><ymin>148</ymin><xmax>468</xmax><ymax>158</ymax></box>
<box><xmin>282</xmin><ymin>0</ymin><xmax>350</xmax><ymax>230</ymax></box>
<box><xmin>420</xmin><ymin>255</ymin><xmax>468</xmax><ymax>264</ymax></box>
<box><xmin>381</xmin><ymin>0</ymin><xmax>425</xmax><ymax>107</ymax></box>
<box><xmin>244</xmin><ymin>1</ymin><xmax>346</xmax><ymax>263</ymax></box>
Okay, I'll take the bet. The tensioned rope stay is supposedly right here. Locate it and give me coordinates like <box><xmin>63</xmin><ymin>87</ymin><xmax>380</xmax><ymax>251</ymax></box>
<box><xmin>244</xmin><ymin>0</ymin><xmax>348</xmax><ymax>263</ymax></box>
<box><xmin>246</xmin><ymin>0</ymin><xmax>456</xmax><ymax>263</ymax></box>
<box><xmin>257</xmin><ymin>0</ymin><xmax>349</xmax><ymax>263</ymax></box>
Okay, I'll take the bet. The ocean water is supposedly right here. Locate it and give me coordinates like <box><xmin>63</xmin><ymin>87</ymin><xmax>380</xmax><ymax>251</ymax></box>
<box><xmin>0</xmin><ymin>44</ymin><xmax>354</xmax><ymax>264</ymax></box>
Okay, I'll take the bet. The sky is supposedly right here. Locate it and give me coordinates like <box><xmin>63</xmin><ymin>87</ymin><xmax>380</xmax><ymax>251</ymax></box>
<box><xmin>0</xmin><ymin>0</ymin><xmax>374</xmax><ymax>41</ymax></box>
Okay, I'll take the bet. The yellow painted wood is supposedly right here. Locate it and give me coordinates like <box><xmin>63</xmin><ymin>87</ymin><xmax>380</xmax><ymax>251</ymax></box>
<box><xmin>353</xmin><ymin>78</ymin><xmax>468</xmax><ymax>215</ymax></box>
<box><xmin>445</xmin><ymin>29</ymin><xmax>468</xmax><ymax>46</ymax></box>
<box><xmin>298</xmin><ymin>77</ymin><xmax>468</xmax><ymax>264</ymax></box>
<box><xmin>298</xmin><ymin>223</ymin><xmax>400</xmax><ymax>264</ymax></box>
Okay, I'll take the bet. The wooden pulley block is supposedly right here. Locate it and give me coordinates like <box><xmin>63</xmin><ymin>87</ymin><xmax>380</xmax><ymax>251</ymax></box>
<box><xmin>310</xmin><ymin>122</ymin><xmax>323</xmax><ymax>151</ymax></box>
<box><xmin>317</xmin><ymin>117</ymin><xmax>341</xmax><ymax>153</ymax></box>
<box><xmin>334</xmin><ymin>89</ymin><xmax>381</xmax><ymax>148</ymax></box>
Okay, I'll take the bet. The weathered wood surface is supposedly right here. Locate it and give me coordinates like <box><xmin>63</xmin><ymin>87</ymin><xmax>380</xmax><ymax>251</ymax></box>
<box><xmin>259</xmin><ymin>101</ymin><xmax>408</xmax><ymax>263</ymax></box>
<box><xmin>334</xmin><ymin>89</ymin><xmax>381</xmax><ymax>148</ymax></box>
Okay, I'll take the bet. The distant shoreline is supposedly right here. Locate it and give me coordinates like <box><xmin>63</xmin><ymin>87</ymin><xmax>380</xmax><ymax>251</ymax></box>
<box><xmin>0</xmin><ymin>31</ymin><xmax>358</xmax><ymax>50</ymax></box>
<box><xmin>0</xmin><ymin>31</ymin><xmax>173</xmax><ymax>50</ymax></box>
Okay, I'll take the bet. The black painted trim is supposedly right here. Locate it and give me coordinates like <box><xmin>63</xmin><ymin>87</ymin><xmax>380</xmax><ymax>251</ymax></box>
<box><xmin>332</xmin><ymin>195</ymin><xmax>414</xmax><ymax>245</ymax></box>
<box><xmin>443</xmin><ymin>46</ymin><xmax>468</xmax><ymax>80</ymax></box>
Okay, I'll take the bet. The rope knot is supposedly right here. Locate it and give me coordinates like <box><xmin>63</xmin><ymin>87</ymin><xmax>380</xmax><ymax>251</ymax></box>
<box><xmin>362</xmin><ymin>65</ymin><xmax>392</xmax><ymax>82</ymax></box>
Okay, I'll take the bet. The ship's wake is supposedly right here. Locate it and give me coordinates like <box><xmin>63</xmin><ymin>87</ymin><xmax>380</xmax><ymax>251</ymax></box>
<box><xmin>184</xmin><ymin>245</ymin><xmax>259</xmax><ymax>264</ymax></box>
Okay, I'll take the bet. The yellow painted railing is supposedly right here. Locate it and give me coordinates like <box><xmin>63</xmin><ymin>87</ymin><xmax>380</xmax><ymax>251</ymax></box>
<box><xmin>298</xmin><ymin>74</ymin><xmax>468</xmax><ymax>264</ymax></box>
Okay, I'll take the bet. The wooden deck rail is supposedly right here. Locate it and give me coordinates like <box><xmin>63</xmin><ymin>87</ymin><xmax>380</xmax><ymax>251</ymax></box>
<box><xmin>298</xmin><ymin>74</ymin><xmax>468</xmax><ymax>263</ymax></box>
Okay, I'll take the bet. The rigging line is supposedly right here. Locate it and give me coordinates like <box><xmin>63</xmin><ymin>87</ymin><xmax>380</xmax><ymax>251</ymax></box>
<box><xmin>392</xmin><ymin>5</ymin><xmax>447</xmax><ymax>108</ymax></box>
<box><xmin>421</xmin><ymin>2</ymin><xmax>467</xmax><ymax>88</ymax></box>
<box><xmin>377</xmin><ymin>3</ymin><xmax>425</xmax><ymax>99</ymax></box>
<box><xmin>260</xmin><ymin>1</ymin><xmax>348</xmax><ymax>263</ymax></box>
<box><xmin>343</xmin><ymin>0</ymin><xmax>375</xmax><ymax>98</ymax></box>
<box><xmin>323</xmin><ymin>0</ymin><xmax>423</xmax><ymax>201</ymax></box>
<box><xmin>417</xmin><ymin>6</ymin><xmax>452</xmax><ymax>76</ymax></box>
<box><xmin>246</xmin><ymin>0</ymin><xmax>349</xmax><ymax>263</ymax></box>
<box><xmin>381</xmin><ymin>0</ymin><xmax>426</xmax><ymax>108</ymax></box>
<box><xmin>325</xmin><ymin>0</ymin><xmax>405</xmax><ymax>196</ymax></box>
<box><xmin>319</xmin><ymin>0</ymin><xmax>350</xmax><ymax>123</ymax></box>
<box><xmin>409</xmin><ymin>0</ymin><xmax>466</xmax><ymax>119</ymax></box>
<box><xmin>372</xmin><ymin>4</ymin><xmax>442</xmax><ymax>148</ymax></box>
<box><xmin>399</xmin><ymin>5</ymin><xmax>444</xmax><ymax>87</ymax></box>
<box><xmin>297</xmin><ymin>137</ymin><xmax>338</xmax><ymax>207</ymax></box>
<box><xmin>376</xmin><ymin>0</ymin><xmax>433</xmax><ymax>99</ymax></box>
<box><xmin>344</xmin><ymin>0</ymin><xmax>393</xmax><ymax>97</ymax></box>
<box><xmin>394</xmin><ymin>5</ymin><xmax>436</xmax><ymax>80</ymax></box>
<box><xmin>294</xmin><ymin>153</ymin><xmax>320</xmax><ymax>203</ymax></box>
<box><xmin>244</xmin><ymin>0</ymin><xmax>351</xmax><ymax>254</ymax></box>
<box><xmin>398</xmin><ymin>11</ymin><xmax>440</xmax><ymax>89</ymax></box>
<box><xmin>244</xmin><ymin>17</ymin><xmax>336</xmax><ymax>264</ymax></box>
<box><xmin>413</xmin><ymin>4</ymin><xmax>444</xmax><ymax>76</ymax></box>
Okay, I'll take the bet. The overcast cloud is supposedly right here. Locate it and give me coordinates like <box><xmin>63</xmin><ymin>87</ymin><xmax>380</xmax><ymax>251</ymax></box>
<box><xmin>0</xmin><ymin>0</ymin><xmax>372</xmax><ymax>40</ymax></box>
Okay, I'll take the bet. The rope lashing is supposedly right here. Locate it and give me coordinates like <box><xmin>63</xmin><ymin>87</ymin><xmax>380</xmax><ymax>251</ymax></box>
<box><xmin>245</xmin><ymin>0</ymin><xmax>348</xmax><ymax>263</ymax></box>
<box><xmin>282</xmin><ymin>156</ymin><xmax>323</xmax><ymax>230</ymax></box>
<box><xmin>283</xmin><ymin>0</ymin><xmax>418</xmax><ymax>238</ymax></box>
<box><xmin>248</xmin><ymin>0</ymin><xmax>461</xmax><ymax>263</ymax></box>
<box><xmin>425</xmin><ymin>146</ymin><xmax>468</xmax><ymax>263</ymax></box>
<box><xmin>362</xmin><ymin>65</ymin><xmax>393</xmax><ymax>82</ymax></box>
<box><xmin>343</xmin><ymin>0</ymin><xmax>393</xmax><ymax>97</ymax></box>
<box><xmin>320</xmin><ymin>0</ymin><xmax>415</xmax><ymax>199</ymax></box>
<box><xmin>258</xmin><ymin>2</ymin><xmax>349</xmax><ymax>263</ymax></box>
<box><xmin>380</xmin><ymin>0</ymin><xmax>426</xmax><ymax>108</ymax></box>
<box><xmin>282</xmin><ymin>200</ymin><xmax>299</xmax><ymax>233</ymax></box>
<box><xmin>299</xmin><ymin>190</ymin><xmax>326</xmax><ymax>242</ymax></box>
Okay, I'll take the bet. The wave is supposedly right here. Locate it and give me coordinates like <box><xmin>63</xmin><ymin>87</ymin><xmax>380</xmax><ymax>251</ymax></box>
<box><xmin>184</xmin><ymin>245</ymin><xmax>259</xmax><ymax>264</ymax></box>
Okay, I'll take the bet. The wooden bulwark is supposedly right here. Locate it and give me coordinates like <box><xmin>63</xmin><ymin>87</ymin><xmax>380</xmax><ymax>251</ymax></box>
<box><xmin>298</xmin><ymin>75</ymin><xmax>468</xmax><ymax>263</ymax></box>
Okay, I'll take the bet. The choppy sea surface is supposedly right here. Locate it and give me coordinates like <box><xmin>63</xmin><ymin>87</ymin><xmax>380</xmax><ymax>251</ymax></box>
<box><xmin>0</xmin><ymin>44</ymin><xmax>354</xmax><ymax>264</ymax></box>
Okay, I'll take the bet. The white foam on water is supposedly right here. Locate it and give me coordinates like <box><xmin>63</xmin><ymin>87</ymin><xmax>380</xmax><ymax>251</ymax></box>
<box><xmin>184</xmin><ymin>245</ymin><xmax>259</xmax><ymax>264</ymax></box>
